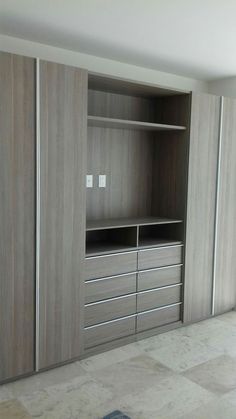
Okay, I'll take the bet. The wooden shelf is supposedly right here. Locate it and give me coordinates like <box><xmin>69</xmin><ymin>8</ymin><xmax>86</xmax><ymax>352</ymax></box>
<box><xmin>87</xmin><ymin>116</ymin><xmax>186</xmax><ymax>132</ymax></box>
<box><xmin>138</xmin><ymin>238</ymin><xmax>182</xmax><ymax>249</ymax></box>
<box><xmin>86</xmin><ymin>242</ymin><xmax>137</xmax><ymax>257</ymax></box>
<box><xmin>86</xmin><ymin>217</ymin><xmax>183</xmax><ymax>231</ymax></box>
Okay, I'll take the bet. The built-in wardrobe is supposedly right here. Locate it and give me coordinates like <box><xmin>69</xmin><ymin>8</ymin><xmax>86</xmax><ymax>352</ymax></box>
<box><xmin>0</xmin><ymin>51</ymin><xmax>236</xmax><ymax>383</ymax></box>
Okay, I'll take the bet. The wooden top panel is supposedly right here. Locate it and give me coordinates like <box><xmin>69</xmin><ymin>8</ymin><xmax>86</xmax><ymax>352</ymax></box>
<box><xmin>86</xmin><ymin>216</ymin><xmax>183</xmax><ymax>231</ymax></box>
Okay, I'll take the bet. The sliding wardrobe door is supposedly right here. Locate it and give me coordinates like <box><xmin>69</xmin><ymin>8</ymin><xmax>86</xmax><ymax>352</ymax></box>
<box><xmin>214</xmin><ymin>97</ymin><xmax>236</xmax><ymax>314</ymax></box>
<box><xmin>38</xmin><ymin>61</ymin><xmax>87</xmax><ymax>369</ymax></box>
<box><xmin>184</xmin><ymin>93</ymin><xmax>221</xmax><ymax>323</ymax></box>
<box><xmin>0</xmin><ymin>52</ymin><xmax>35</xmax><ymax>381</ymax></box>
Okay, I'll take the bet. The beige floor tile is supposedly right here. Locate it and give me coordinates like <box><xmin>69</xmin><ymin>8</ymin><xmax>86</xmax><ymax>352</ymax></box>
<box><xmin>90</xmin><ymin>354</ymin><xmax>173</xmax><ymax>399</ymax></box>
<box><xmin>79</xmin><ymin>342</ymin><xmax>143</xmax><ymax>372</ymax></box>
<box><xmin>179</xmin><ymin>398</ymin><xmax>236</xmax><ymax>419</ymax></box>
<box><xmin>180</xmin><ymin>317</ymin><xmax>236</xmax><ymax>357</ymax></box>
<box><xmin>0</xmin><ymin>399</ymin><xmax>32</xmax><ymax>419</ymax></box>
<box><xmin>5</xmin><ymin>362</ymin><xmax>87</xmax><ymax>397</ymax></box>
<box><xmin>216</xmin><ymin>311</ymin><xmax>236</xmax><ymax>327</ymax></box>
<box><xmin>139</xmin><ymin>331</ymin><xmax>221</xmax><ymax>372</ymax></box>
<box><xmin>19</xmin><ymin>374</ymin><xmax>112</xmax><ymax>419</ymax></box>
<box><xmin>183</xmin><ymin>354</ymin><xmax>236</xmax><ymax>395</ymax></box>
<box><xmin>116</xmin><ymin>374</ymin><xmax>215</xmax><ymax>419</ymax></box>
<box><xmin>0</xmin><ymin>385</ymin><xmax>13</xmax><ymax>402</ymax></box>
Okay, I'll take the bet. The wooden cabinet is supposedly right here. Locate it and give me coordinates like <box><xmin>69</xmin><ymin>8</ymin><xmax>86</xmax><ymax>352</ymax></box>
<box><xmin>2</xmin><ymin>49</ymin><xmax>236</xmax><ymax>380</ymax></box>
<box><xmin>184</xmin><ymin>93</ymin><xmax>221</xmax><ymax>323</ymax></box>
<box><xmin>38</xmin><ymin>61</ymin><xmax>87</xmax><ymax>369</ymax></box>
<box><xmin>214</xmin><ymin>97</ymin><xmax>236</xmax><ymax>314</ymax></box>
<box><xmin>0</xmin><ymin>52</ymin><xmax>35</xmax><ymax>381</ymax></box>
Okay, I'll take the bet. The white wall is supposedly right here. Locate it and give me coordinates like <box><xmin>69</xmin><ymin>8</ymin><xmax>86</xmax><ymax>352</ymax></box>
<box><xmin>208</xmin><ymin>77</ymin><xmax>236</xmax><ymax>98</ymax></box>
<box><xmin>0</xmin><ymin>34</ymin><xmax>207</xmax><ymax>92</ymax></box>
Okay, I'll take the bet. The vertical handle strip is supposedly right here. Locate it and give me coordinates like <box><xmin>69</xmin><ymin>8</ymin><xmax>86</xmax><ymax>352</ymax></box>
<box><xmin>212</xmin><ymin>96</ymin><xmax>224</xmax><ymax>316</ymax></box>
<box><xmin>36</xmin><ymin>58</ymin><xmax>40</xmax><ymax>371</ymax></box>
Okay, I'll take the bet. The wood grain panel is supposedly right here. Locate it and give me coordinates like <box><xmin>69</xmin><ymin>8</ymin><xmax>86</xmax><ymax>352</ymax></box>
<box><xmin>85</xmin><ymin>273</ymin><xmax>136</xmax><ymax>304</ymax></box>
<box><xmin>85</xmin><ymin>294</ymin><xmax>136</xmax><ymax>327</ymax></box>
<box><xmin>138</xmin><ymin>265</ymin><xmax>182</xmax><ymax>291</ymax></box>
<box><xmin>85</xmin><ymin>252</ymin><xmax>137</xmax><ymax>280</ymax></box>
<box><xmin>85</xmin><ymin>317</ymin><xmax>135</xmax><ymax>349</ymax></box>
<box><xmin>138</xmin><ymin>246</ymin><xmax>182</xmax><ymax>270</ymax></box>
<box><xmin>137</xmin><ymin>304</ymin><xmax>181</xmax><ymax>332</ymax></box>
<box><xmin>87</xmin><ymin>126</ymin><xmax>153</xmax><ymax>220</ymax></box>
<box><xmin>137</xmin><ymin>285</ymin><xmax>181</xmax><ymax>312</ymax></box>
<box><xmin>39</xmin><ymin>61</ymin><xmax>87</xmax><ymax>369</ymax></box>
<box><xmin>0</xmin><ymin>52</ymin><xmax>35</xmax><ymax>381</ymax></box>
<box><xmin>214</xmin><ymin>97</ymin><xmax>236</xmax><ymax>314</ymax></box>
<box><xmin>184</xmin><ymin>93</ymin><xmax>221</xmax><ymax>323</ymax></box>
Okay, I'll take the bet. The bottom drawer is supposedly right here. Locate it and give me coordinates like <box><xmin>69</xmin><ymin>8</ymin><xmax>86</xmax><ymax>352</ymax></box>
<box><xmin>85</xmin><ymin>317</ymin><xmax>135</xmax><ymax>349</ymax></box>
<box><xmin>137</xmin><ymin>303</ymin><xmax>181</xmax><ymax>332</ymax></box>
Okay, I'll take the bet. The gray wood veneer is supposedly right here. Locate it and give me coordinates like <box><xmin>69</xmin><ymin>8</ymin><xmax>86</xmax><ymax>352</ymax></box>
<box><xmin>214</xmin><ymin>97</ymin><xmax>236</xmax><ymax>314</ymax></box>
<box><xmin>138</xmin><ymin>246</ymin><xmax>182</xmax><ymax>270</ymax></box>
<box><xmin>85</xmin><ymin>273</ymin><xmax>137</xmax><ymax>304</ymax></box>
<box><xmin>39</xmin><ymin>61</ymin><xmax>87</xmax><ymax>369</ymax></box>
<box><xmin>0</xmin><ymin>52</ymin><xmax>35</xmax><ymax>381</ymax></box>
<box><xmin>85</xmin><ymin>317</ymin><xmax>136</xmax><ymax>349</ymax></box>
<box><xmin>137</xmin><ymin>304</ymin><xmax>181</xmax><ymax>332</ymax></box>
<box><xmin>86</xmin><ymin>216</ymin><xmax>182</xmax><ymax>230</ymax></box>
<box><xmin>138</xmin><ymin>265</ymin><xmax>182</xmax><ymax>291</ymax></box>
<box><xmin>85</xmin><ymin>252</ymin><xmax>137</xmax><ymax>280</ymax></box>
<box><xmin>184</xmin><ymin>93</ymin><xmax>221</xmax><ymax>323</ymax></box>
<box><xmin>85</xmin><ymin>294</ymin><xmax>136</xmax><ymax>327</ymax></box>
<box><xmin>137</xmin><ymin>285</ymin><xmax>181</xmax><ymax>312</ymax></box>
<box><xmin>88</xmin><ymin>115</ymin><xmax>186</xmax><ymax>131</ymax></box>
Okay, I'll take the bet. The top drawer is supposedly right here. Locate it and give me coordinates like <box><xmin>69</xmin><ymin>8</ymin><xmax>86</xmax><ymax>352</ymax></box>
<box><xmin>85</xmin><ymin>252</ymin><xmax>137</xmax><ymax>280</ymax></box>
<box><xmin>138</xmin><ymin>245</ymin><xmax>182</xmax><ymax>270</ymax></box>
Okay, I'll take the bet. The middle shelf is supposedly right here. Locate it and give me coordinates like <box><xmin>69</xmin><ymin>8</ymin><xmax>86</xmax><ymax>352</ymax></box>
<box><xmin>86</xmin><ymin>217</ymin><xmax>183</xmax><ymax>256</ymax></box>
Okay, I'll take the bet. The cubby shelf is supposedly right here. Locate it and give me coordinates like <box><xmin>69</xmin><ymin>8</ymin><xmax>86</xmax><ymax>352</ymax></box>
<box><xmin>86</xmin><ymin>217</ymin><xmax>184</xmax><ymax>256</ymax></box>
<box><xmin>86</xmin><ymin>217</ymin><xmax>183</xmax><ymax>231</ymax></box>
<box><xmin>87</xmin><ymin>115</ymin><xmax>186</xmax><ymax>132</ymax></box>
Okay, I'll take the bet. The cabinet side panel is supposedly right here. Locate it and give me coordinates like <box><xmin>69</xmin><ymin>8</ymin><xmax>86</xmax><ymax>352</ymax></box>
<box><xmin>39</xmin><ymin>61</ymin><xmax>87</xmax><ymax>369</ymax></box>
<box><xmin>184</xmin><ymin>93</ymin><xmax>220</xmax><ymax>323</ymax></box>
<box><xmin>214</xmin><ymin>97</ymin><xmax>236</xmax><ymax>314</ymax></box>
<box><xmin>0</xmin><ymin>52</ymin><xmax>35</xmax><ymax>381</ymax></box>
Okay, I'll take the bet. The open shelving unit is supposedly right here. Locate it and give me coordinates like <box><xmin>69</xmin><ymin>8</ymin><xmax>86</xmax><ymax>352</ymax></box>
<box><xmin>86</xmin><ymin>74</ymin><xmax>191</xmax><ymax>257</ymax></box>
<box><xmin>86</xmin><ymin>217</ymin><xmax>184</xmax><ymax>256</ymax></box>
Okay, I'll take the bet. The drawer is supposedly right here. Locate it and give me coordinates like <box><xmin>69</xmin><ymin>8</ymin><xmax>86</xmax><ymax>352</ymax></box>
<box><xmin>137</xmin><ymin>303</ymin><xmax>181</xmax><ymax>332</ymax></box>
<box><xmin>138</xmin><ymin>245</ymin><xmax>182</xmax><ymax>270</ymax></box>
<box><xmin>85</xmin><ymin>294</ymin><xmax>136</xmax><ymax>327</ymax></box>
<box><xmin>85</xmin><ymin>252</ymin><xmax>137</xmax><ymax>280</ymax></box>
<box><xmin>137</xmin><ymin>284</ymin><xmax>181</xmax><ymax>312</ymax></box>
<box><xmin>138</xmin><ymin>265</ymin><xmax>182</xmax><ymax>291</ymax></box>
<box><xmin>85</xmin><ymin>316</ymin><xmax>135</xmax><ymax>348</ymax></box>
<box><xmin>85</xmin><ymin>273</ymin><xmax>136</xmax><ymax>304</ymax></box>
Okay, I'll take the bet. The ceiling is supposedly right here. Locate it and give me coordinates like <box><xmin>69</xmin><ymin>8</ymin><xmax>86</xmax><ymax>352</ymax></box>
<box><xmin>0</xmin><ymin>0</ymin><xmax>235</xmax><ymax>80</ymax></box>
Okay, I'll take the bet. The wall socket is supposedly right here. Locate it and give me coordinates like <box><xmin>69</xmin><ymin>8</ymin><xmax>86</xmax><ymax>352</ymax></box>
<box><xmin>86</xmin><ymin>174</ymin><xmax>93</xmax><ymax>188</ymax></box>
<box><xmin>99</xmin><ymin>175</ymin><xmax>106</xmax><ymax>188</ymax></box>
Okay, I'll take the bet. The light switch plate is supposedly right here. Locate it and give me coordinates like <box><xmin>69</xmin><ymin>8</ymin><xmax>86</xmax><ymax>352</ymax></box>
<box><xmin>99</xmin><ymin>175</ymin><xmax>106</xmax><ymax>188</ymax></box>
<box><xmin>86</xmin><ymin>174</ymin><xmax>93</xmax><ymax>188</ymax></box>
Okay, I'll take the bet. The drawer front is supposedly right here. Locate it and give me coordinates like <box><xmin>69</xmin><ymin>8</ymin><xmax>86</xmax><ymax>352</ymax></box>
<box><xmin>138</xmin><ymin>265</ymin><xmax>182</xmax><ymax>291</ymax></box>
<box><xmin>85</xmin><ymin>252</ymin><xmax>137</xmax><ymax>280</ymax></box>
<box><xmin>85</xmin><ymin>294</ymin><xmax>136</xmax><ymax>327</ymax></box>
<box><xmin>85</xmin><ymin>273</ymin><xmax>136</xmax><ymax>304</ymax></box>
<box><xmin>137</xmin><ymin>304</ymin><xmax>181</xmax><ymax>332</ymax></box>
<box><xmin>137</xmin><ymin>285</ymin><xmax>181</xmax><ymax>313</ymax></box>
<box><xmin>138</xmin><ymin>246</ymin><xmax>182</xmax><ymax>270</ymax></box>
<box><xmin>85</xmin><ymin>317</ymin><xmax>135</xmax><ymax>348</ymax></box>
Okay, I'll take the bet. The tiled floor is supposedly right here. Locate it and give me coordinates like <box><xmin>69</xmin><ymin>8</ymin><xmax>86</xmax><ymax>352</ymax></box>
<box><xmin>2</xmin><ymin>312</ymin><xmax>236</xmax><ymax>418</ymax></box>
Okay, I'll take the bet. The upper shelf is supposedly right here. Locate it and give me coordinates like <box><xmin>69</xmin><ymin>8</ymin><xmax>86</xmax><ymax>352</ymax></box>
<box><xmin>86</xmin><ymin>217</ymin><xmax>183</xmax><ymax>231</ymax></box>
<box><xmin>87</xmin><ymin>116</ymin><xmax>186</xmax><ymax>132</ymax></box>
